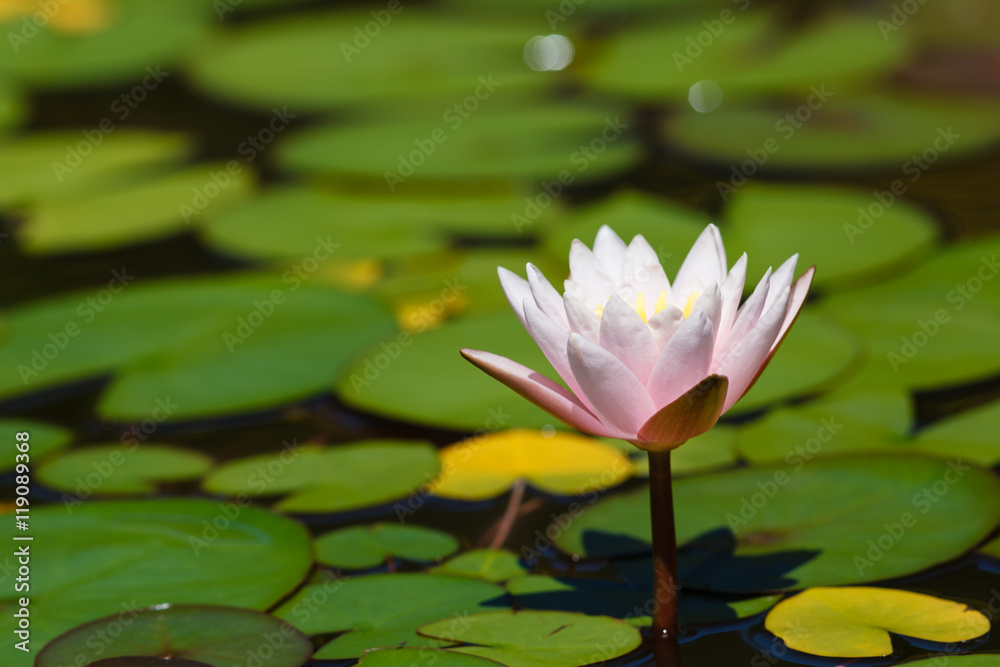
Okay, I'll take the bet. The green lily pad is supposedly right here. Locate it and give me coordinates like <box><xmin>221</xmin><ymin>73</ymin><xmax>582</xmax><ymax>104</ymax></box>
<box><xmin>433</xmin><ymin>549</ymin><xmax>528</xmax><ymax>583</ymax></box>
<box><xmin>903</xmin><ymin>657</ymin><xmax>1000</xmax><ymax>667</ymax></box>
<box><xmin>0</xmin><ymin>418</ymin><xmax>71</xmax><ymax>472</ymax></box>
<box><xmin>0</xmin><ymin>130</ymin><xmax>190</xmax><ymax>207</ymax></box>
<box><xmin>336</xmin><ymin>312</ymin><xmax>560</xmax><ymax>431</ymax></box>
<box><xmin>20</xmin><ymin>163</ymin><xmax>254</xmax><ymax>254</ymax></box>
<box><xmin>200</xmin><ymin>184</ymin><xmax>561</xmax><ymax>262</ymax></box>
<box><xmin>277</xmin><ymin>102</ymin><xmax>637</xmax><ymax>185</ymax></box>
<box><xmin>360</xmin><ymin>648</ymin><xmax>504</xmax><ymax>667</ymax></box>
<box><xmin>765</xmin><ymin>587</ymin><xmax>990</xmax><ymax>658</ymax></box>
<box><xmin>914</xmin><ymin>399</ymin><xmax>1000</xmax><ymax>466</ymax></box>
<box><xmin>724</xmin><ymin>184</ymin><xmax>939</xmax><ymax>290</ymax></box>
<box><xmin>981</xmin><ymin>534</ymin><xmax>1000</xmax><ymax>560</ymax></box>
<box><xmin>203</xmin><ymin>441</ymin><xmax>439</xmax><ymax>513</ymax></box>
<box><xmin>315</xmin><ymin>524</ymin><xmax>459</xmax><ymax>569</ymax></box>
<box><xmin>189</xmin><ymin>12</ymin><xmax>544</xmax><ymax>111</ymax></box>
<box><xmin>728</xmin><ymin>310</ymin><xmax>862</xmax><ymax>415</ymax></box>
<box><xmin>556</xmin><ymin>455</ymin><xmax>1000</xmax><ymax>591</ymax></box>
<box><xmin>736</xmin><ymin>390</ymin><xmax>912</xmax><ymax>465</ymax></box>
<box><xmin>664</xmin><ymin>95</ymin><xmax>1000</xmax><ymax>170</ymax></box>
<box><xmin>0</xmin><ymin>0</ymin><xmax>208</xmax><ymax>87</ymax></box>
<box><xmin>418</xmin><ymin>610</ymin><xmax>642</xmax><ymax>667</ymax></box>
<box><xmin>0</xmin><ymin>272</ymin><xmax>395</xmax><ymax>421</ymax></box>
<box><xmin>606</xmin><ymin>425</ymin><xmax>738</xmax><ymax>478</ymax></box>
<box><xmin>35</xmin><ymin>605</ymin><xmax>312</xmax><ymax>667</ymax></box>
<box><xmin>587</xmin><ymin>13</ymin><xmax>907</xmax><ymax>103</ymax></box>
<box><xmin>274</xmin><ymin>573</ymin><xmax>508</xmax><ymax>659</ymax></box>
<box><xmin>0</xmin><ymin>77</ymin><xmax>23</xmax><ymax>132</ymax></box>
<box><xmin>37</xmin><ymin>443</ymin><xmax>213</xmax><ymax>495</ymax></box>
<box><xmin>0</xmin><ymin>499</ymin><xmax>312</xmax><ymax>662</ymax></box>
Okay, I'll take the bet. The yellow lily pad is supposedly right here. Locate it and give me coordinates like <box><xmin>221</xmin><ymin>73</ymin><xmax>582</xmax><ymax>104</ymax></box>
<box><xmin>429</xmin><ymin>429</ymin><xmax>633</xmax><ymax>501</ymax></box>
<box><xmin>765</xmin><ymin>586</ymin><xmax>990</xmax><ymax>658</ymax></box>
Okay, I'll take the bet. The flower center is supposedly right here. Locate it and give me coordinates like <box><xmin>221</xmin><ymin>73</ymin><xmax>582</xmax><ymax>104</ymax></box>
<box><xmin>683</xmin><ymin>291</ymin><xmax>700</xmax><ymax>319</ymax></box>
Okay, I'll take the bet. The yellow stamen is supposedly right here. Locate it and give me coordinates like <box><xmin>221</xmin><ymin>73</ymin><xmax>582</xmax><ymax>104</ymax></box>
<box><xmin>634</xmin><ymin>292</ymin><xmax>647</xmax><ymax>322</ymax></box>
<box><xmin>653</xmin><ymin>290</ymin><xmax>667</xmax><ymax>317</ymax></box>
<box><xmin>683</xmin><ymin>291</ymin><xmax>700</xmax><ymax>318</ymax></box>
<box><xmin>593</xmin><ymin>304</ymin><xmax>604</xmax><ymax>317</ymax></box>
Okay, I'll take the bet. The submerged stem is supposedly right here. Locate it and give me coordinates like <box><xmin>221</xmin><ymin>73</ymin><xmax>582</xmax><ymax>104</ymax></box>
<box><xmin>648</xmin><ymin>449</ymin><xmax>681</xmax><ymax>666</ymax></box>
<box><xmin>489</xmin><ymin>477</ymin><xmax>528</xmax><ymax>550</ymax></box>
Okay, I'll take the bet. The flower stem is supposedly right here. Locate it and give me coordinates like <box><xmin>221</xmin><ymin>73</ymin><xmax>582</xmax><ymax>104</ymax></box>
<box><xmin>489</xmin><ymin>477</ymin><xmax>527</xmax><ymax>550</ymax></box>
<box><xmin>648</xmin><ymin>449</ymin><xmax>681</xmax><ymax>665</ymax></box>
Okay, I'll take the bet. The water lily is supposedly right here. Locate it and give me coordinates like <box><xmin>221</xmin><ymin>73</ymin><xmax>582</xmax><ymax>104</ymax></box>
<box><xmin>461</xmin><ymin>224</ymin><xmax>814</xmax><ymax>451</ymax></box>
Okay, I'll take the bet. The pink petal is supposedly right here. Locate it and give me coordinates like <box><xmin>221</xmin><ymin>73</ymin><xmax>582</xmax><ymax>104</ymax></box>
<box><xmin>715</xmin><ymin>253</ymin><xmax>747</xmax><ymax>353</ymax></box>
<box><xmin>564</xmin><ymin>293</ymin><xmax>601</xmax><ymax>343</ymax></box>
<box><xmin>716</xmin><ymin>286</ymin><xmax>790</xmax><ymax>412</ymax></box>
<box><xmin>568</xmin><ymin>239</ymin><xmax>615</xmax><ymax>301</ymax></box>
<box><xmin>599</xmin><ymin>294</ymin><xmax>660</xmax><ymax>384</ymax></box>
<box><xmin>498</xmin><ymin>266</ymin><xmax>531</xmax><ymax>328</ymax></box>
<box><xmin>714</xmin><ymin>267</ymin><xmax>771</xmax><ymax>368</ymax></box>
<box><xmin>567</xmin><ymin>333</ymin><xmax>656</xmax><ymax>437</ymax></box>
<box><xmin>635</xmin><ymin>375</ymin><xmax>729</xmax><ymax>451</ymax></box>
<box><xmin>764</xmin><ymin>254</ymin><xmax>798</xmax><ymax>314</ymax></box>
<box><xmin>690</xmin><ymin>282</ymin><xmax>721</xmax><ymax>346</ymax></box>
<box><xmin>460</xmin><ymin>349</ymin><xmax>621</xmax><ymax>438</ymax></box>
<box><xmin>672</xmin><ymin>224</ymin><xmax>727</xmax><ymax>302</ymax></box>
<box><xmin>523</xmin><ymin>300</ymin><xmax>590</xmax><ymax>405</ymax></box>
<box><xmin>647</xmin><ymin>306</ymin><xmax>684</xmax><ymax>350</ymax></box>
<box><xmin>593</xmin><ymin>225</ymin><xmax>628</xmax><ymax>281</ymax></box>
<box><xmin>771</xmin><ymin>266</ymin><xmax>814</xmax><ymax>351</ymax></box>
<box><xmin>646</xmin><ymin>310</ymin><xmax>716</xmax><ymax>407</ymax></box>
<box><xmin>527</xmin><ymin>263</ymin><xmax>569</xmax><ymax>331</ymax></box>
<box><xmin>623</xmin><ymin>234</ymin><xmax>672</xmax><ymax>301</ymax></box>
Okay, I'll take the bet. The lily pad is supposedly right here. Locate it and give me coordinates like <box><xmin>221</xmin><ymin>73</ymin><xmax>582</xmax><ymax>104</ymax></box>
<box><xmin>664</xmin><ymin>95</ymin><xmax>1000</xmax><ymax>170</ymax></box>
<box><xmin>315</xmin><ymin>524</ymin><xmax>459</xmax><ymax>569</ymax></box>
<box><xmin>37</xmin><ymin>443</ymin><xmax>212</xmax><ymax>495</ymax></box>
<box><xmin>915</xmin><ymin>399</ymin><xmax>1000</xmax><ymax>466</ymax></box>
<box><xmin>274</xmin><ymin>573</ymin><xmax>508</xmax><ymax>659</ymax></box>
<box><xmin>735</xmin><ymin>389</ymin><xmax>912</xmax><ymax>465</ymax></box>
<box><xmin>418</xmin><ymin>610</ymin><xmax>642</xmax><ymax>667</ymax></box>
<box><xmin>20</xmin><ymin>163</ymin><xmax>254</xmax><ymax>254</ymax></box>
<box><xmin>765</xmin><ymin>587</ymin><xmax>990</xmax><ymax>657</ymax></box>
<box><xmin>278</xmin><ymin>102</ymin><xmax>637</xmax><ymax>185</ymax></box>
<box><xmin>336</xmin><ymin>312</ymin><xmax>560</xmax><ymax>431</ymax></box>
<box><xmin>555</xmin><ymin>455</ymin><xmax>1000</xmax><ymax>591</ymax></box>
<box><xmin>0</xmin><ymin>272</ymin><xmax>396</xmax><ymax>421</ymax></box>
<box><xmin>189</xmin><ymin>12</ymin><xmax>544</xmax><ymax>111</ymax></box>
<box><xmin>0</xmin><ymin>418</ymin><xmax>71</xmax><ymax>472</ymax></box>
<box><xmin>433</xmin><ymin>549</ymin><xmax>528</xmax><ymax>583</ymax></box>
<box><xmin>203</xmin><ymin>441</ymin><xmax>439</xmax><ymax>513</ymax></box>
<box><xmin>903</xmin><ymin>657</ymin><xmax>1000</xmax><ymax>667</ymax></box>
<box><xmin>0</xmin><ymin>499</ymin><xmax>312</xmax><ymax>662</ymax></box>
<box><xmin>429</xmin><ymin>429</ymin><xmax>632</xmax><ymax>501</ymax></box>
<box><xmin>360</xmin><ymin>648</ymin><xmax>504</xmax><ymax>667</ymax></box>
<box><xmin>605</xmin><ymin>425</ymin><xmax>738</xmax><ymax>478</ymax></box>
<box><xmin>36</xmin><ymin>605</ymin><xmax>312</xmax><ymax>667</ymax></box>
<box><xmin>724</xmin><ymin>183</ymin><xmax>938</xmax><ymax>290</ymax></box>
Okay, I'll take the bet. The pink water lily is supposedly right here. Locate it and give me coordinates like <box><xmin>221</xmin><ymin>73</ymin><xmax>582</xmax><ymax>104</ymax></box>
<box><xmin>461</xmin><ymin>224</ymin><xmax>814</xmax><ymax>451</ymax></box>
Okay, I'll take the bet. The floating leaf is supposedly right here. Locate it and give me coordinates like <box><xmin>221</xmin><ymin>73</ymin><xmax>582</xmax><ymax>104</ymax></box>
<box><xmin>556</xmin><ymin>455</ymin><xmax>1000</xmax><ymax>591</ymax></box>
<box><xmin>0</xmin><ymin>418</ymin><xmax>71</xmax><ymax>472</ymax></box>
<box><xmin>765</xmin><ymin>587</ymin><xmax>990</xmax><ymax>657</ymax></box>
<box><xmin>278</xmin><ymin>102</ymin><xmax>637</xmax><ymax>184</ymax></box>
<box><xmin>605</xmin><ymin>425</ymin><xmax>738</xmax><ymax>478</ymax></box>
<box><xmin>337</xmin><ymin>312</ymin><xmax>560</xmax><ymax>431</ymax></box>
<box><xmin>433</xmin><ymin>549</ymin><xmax>528</xmax><ymax>583</ymax></box>
<box><xmin>429</xmin><ymin>429</ymin><xmax>632</xmax><ymax>501</ymax></box>
<box><xmin>902</xmin><ymin>657</ymin><xmax>1000</xmax><ymax>667</ymax></box>
<box><xmin>0</xmin><ymin>499</ymin><xmax>312</xmax><ymax>662</ymax></box>
<box><xmin>36</xmin><ymin>605</ymin><xmax>312</xmax><ymax>667</ymax></box>
<box><xmin>37</xmin><ymin>443</ymin><xmax>212</xmax><ymax>495</ymax></box>
<box><xmin>204</xmin><ymin>441</ymin><xmax>439</xmax><ymax>514</ymax></box>
<box><xmin>360</xmin><ymin>648</ymin><xmax>503</xmax><ymax>667</ymax></box>
<box><xmin>915</xmin><ymin>400</ymin><xmax>1000</xmax><ymax>466</ymax></box>
<box><xmin>315</xmin><ymin>524</ymin><xmax>459</xmax><ymax>569</ymax></box>
<box><xmin>20</xmin><ymin>163</ymin><xmax>254</xmax><ymax>254</ymax></box>
<box><xmin>419</xmin><ymin>610</ymin><xmax>642</xmax><ymax>667</ymax></box>
<box><xmin>724</xmin><ymin>184</ymin><xmax>938</xmax><ymax>290</ymax></box>
<box><xmin>0</xmin><ymin>273</ymin><xmax>395</xmax><ymax>421</ymax></box>
<box><xmin>736</xmin><ymin>390</ymin><xmax>912</xmax><ymax>465</ymax></box>
<box><xmin>274</xmin><ymin>573</ymin><xmax>508</xmax><ymax>659</ymax></box>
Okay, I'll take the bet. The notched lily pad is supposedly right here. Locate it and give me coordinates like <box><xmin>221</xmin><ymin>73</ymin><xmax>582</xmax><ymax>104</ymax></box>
<box><xmin>37</xmin><ymin>443</ymin><xmax>212</xmax><ymax>495</ymax></box>
<box><xmin>315</xmin><ymin>523</ymin><xmax>459</xmax><ymax>569</ymax></box>
<box><xmin>433</xmin><ymin>549</ymin><xmax>528</xmax><ymax>583</ymax></box>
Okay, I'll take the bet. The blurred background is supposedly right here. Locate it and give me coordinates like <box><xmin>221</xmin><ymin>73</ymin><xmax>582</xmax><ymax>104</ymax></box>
<box><xmin>3</xmin><ymin>0</ymin><xmax>1000</xmax><ymax>663</ymax></box>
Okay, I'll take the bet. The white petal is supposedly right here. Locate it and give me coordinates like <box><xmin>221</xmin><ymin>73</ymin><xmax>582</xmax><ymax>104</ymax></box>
<box><xmin>714</xmin><ymin>253</ymin><xmax>747</xmax><ymax>354</ymax></box>
<box><xmin>690</xmin><ymin>282</ymin><xmax>722</xmax><ymax>349</ymax></box>
<box><xmin>567</xmin><ymin>333</ymin><xmax>656</xmax><ymax>436</ymax></box>
<box><xmin>599</xmin><ymin>294</ymin><xmax>660</xmax><ymax>384</ymax></box>
<box><xmin>527</xmin><ymin>263</ymin><xmax>568</xmax><ymax>331</ymax></box>
<box><xmin>672</xmin><ymin>224</ymin><xmax>727</xmax><ymax>303</ymax></box>
<box><xmin>764</xmin><ymin>254</ymin><xmax>798</xmax><ymax>314</ymax></box>
<box><xmin>646</xmin><ymin>311</ymin><xmax>715</xmax><ymax>408</ymax></box>
<box><xmin>564</xmin><ymin>293</ymin><xmax>601</xmax><ymax>343</ymax></box>
<box><xmin>523</xmin><ymin>300</ymin><xmax>591</xmax><ymax>407</ymax></box>
<box><xmin>593</xmin><ymin>225</ymin><xmax>628</xmax><ymax>281</ymax></box>
<box><xmin>770</xmin><ymin>266</ymin><xmax>814</xmax><ymax>353</ymax></box>
<box><xmin>647</xmin><ymin>306</ymin><xmax>684</xmax><ymax>350</ymax></box>
<box><xmin>622</xmin><ymin>234</ymin><xmax>672</xmax><ymax>301</ymax></box>
<box><xmin>498</xmin><ymin>266</ymin><xmax>531</xmax><ymax>329</ymax></box>
<box><xmin>568</xmin><ymin>239</ymin><xmax>615</xmax><ymax>303</ymax></box>
<box><xmin>713</xmin><ymin>267</ymin><xmax>771</xmax><ymax>370</ymax></box>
